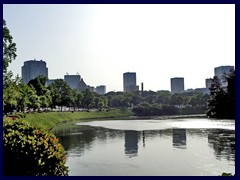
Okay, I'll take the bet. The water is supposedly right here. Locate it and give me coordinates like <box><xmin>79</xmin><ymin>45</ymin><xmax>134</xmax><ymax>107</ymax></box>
<box><xmin>52</xmin><ymin>118</ymin><xmax>235</xmax><ymax>176</ymax></box>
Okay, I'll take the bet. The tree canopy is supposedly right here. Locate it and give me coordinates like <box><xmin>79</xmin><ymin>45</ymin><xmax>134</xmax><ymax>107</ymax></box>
<box><xmin>206</xmin><ymin>70</ymin><xmax>235</xmax><ymax>119</ymax></box>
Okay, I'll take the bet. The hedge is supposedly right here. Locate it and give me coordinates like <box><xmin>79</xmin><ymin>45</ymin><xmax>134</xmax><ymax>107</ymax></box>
<box><xmin>3</xmin><ymin>118</ymin><xmax>69</xmax><ymax>176</ymax></box>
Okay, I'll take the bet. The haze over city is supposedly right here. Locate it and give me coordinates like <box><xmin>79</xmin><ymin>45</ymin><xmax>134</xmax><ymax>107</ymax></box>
<box><xmin>3</xmin><ymin>4</ymin><xmax>235</xmax><ymax>92</ymax></box>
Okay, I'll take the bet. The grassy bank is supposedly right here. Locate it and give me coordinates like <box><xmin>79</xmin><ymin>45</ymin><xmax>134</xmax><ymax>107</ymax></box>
<box><xmin>23</xmin><ymin>109</ymin><xmax>134</xmax><ymax>130</ymax></box>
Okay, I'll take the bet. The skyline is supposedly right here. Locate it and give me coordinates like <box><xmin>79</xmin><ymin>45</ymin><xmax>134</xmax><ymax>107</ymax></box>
<box><xmin>3</xmin><ymin>4</ymin><xmax>235</xmax><ymax>92</ymax></box>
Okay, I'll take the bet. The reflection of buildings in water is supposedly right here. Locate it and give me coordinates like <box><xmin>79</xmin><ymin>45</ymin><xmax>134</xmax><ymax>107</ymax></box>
<box><xmin>172</xmin><ymin>129</ymin><xmax>187</xmax><ymax>149</ymax></box>
<box><xmin>207</xmin><ymin>129</ymin><xmax>235</xmax><ymax>161</ymax></box>
<box><xmin>124</xmin><ymin>130</ymin><xmax>139</xmax><ymax>157</ymax></box>
<box><xmin>142</xmin><ymin>131</ymin><xmax>145</xmax><ymax>148</ymax></box>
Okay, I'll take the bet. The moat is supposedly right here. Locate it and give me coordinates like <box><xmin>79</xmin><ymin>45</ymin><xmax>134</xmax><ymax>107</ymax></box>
<box><xmin>53</xmin><ymin>118</ymin><xmax>235</xmax><ymax>176</ymax></box>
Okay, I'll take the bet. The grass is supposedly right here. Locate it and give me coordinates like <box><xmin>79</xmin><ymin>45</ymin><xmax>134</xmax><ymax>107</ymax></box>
<box><xmin>23</xmin><ymin>109</ymin><xmax>134</xmax><ymax>130</ymax></box>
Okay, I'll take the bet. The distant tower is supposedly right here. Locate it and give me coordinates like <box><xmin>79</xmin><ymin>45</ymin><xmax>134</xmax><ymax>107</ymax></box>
<box><xmin>170</xmin><ymin>77</ymin><xmax>184</xmax><ymax>93</ymax></box>
<box><xmin>214</xmin><ymin>66</ymin><xmax>234</xmax><ymax>78</ymax></box>
<box><xmin>95</xmin><ymin>85</ymin><xmax>106</xmax><ymax>95</ymax></box>
<box><xmin>22</xmin><ymin>59</ymin><xmax>48</xmax><ymax>84</ymax></box>
<box><xmin>205</xmin><ymin>78</ymin><xmax>212</xmax><ymax>89</ymax></box>
<box><xmin>123</xmin><ymin>72</ymin><xmax>137</xmax><ymax>92</ymax></box>
<box><xmin>214</xmin><ymin>66</ymin><xmax>234</xmax><ymax>86</ymax></box>
<box><xmin>64</xmin><ymin>74</ymin><xmax>81</xmax><ymax>90</ymax></box>
<box><xmin>141</xmin><ymin>82</ymin><xmax>144</xmax><ymax>92</ymax></box>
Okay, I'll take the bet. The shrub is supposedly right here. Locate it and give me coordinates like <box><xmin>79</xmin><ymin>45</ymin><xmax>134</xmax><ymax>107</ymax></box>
<box><xmin>3</xmin><ymin>118</ymin><xmax>69</xmax><ymax>176</ymax></box>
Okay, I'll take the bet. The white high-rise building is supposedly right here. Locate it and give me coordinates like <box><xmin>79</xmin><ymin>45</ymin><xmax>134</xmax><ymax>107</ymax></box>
<box><xmin>22</xmin><ymin>59</ymin><xmax>48</xmax><ymax>84</ymax></box>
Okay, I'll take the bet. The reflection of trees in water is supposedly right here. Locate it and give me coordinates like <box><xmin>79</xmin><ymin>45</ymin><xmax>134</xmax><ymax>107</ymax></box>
<box><xmin>207</xmin><ymin>129</ymin><xmax>235</xmax><ymax>161</ymax></box>
<box><xmin>187</xmin><ymin>129</ymin><xmax>209</xmax><ymax>138</ymax></box>
<box><xmin>95</xmin><ymin>127</ymin><xmax>124</xmax><ymax>141</ymax></box>
<box><xmin>54</xmin><ymin>125</ymin><xmax>97</xmax><ymax>156</ymax></box>
<box><xmin>53</xmin><ymin>125</ymin><xmax>124</xmax><ymax>156</ymax></box>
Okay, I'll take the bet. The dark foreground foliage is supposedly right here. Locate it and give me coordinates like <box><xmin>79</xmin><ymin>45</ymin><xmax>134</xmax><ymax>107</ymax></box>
<box><xmin>3</xmin><ymin>118</ymin><xmax>69</xmax><ymax>176</ymax></box>
<box><xmin>206</xmin><ymin>70</ymin><xmax>235</xmax><ymax>119</ymax></box>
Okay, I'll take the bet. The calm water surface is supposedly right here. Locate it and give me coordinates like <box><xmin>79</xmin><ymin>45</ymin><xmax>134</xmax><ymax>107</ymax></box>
<box><xmin>52</xmin><ymin>118</ymin><xmax>235</xmax><ymax>176</ymax></box>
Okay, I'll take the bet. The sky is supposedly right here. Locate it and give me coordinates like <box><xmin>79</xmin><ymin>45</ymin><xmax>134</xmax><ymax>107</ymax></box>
<box><xmin>3</xmin><ymin>4</ymin><xmax>235</xmax><ymax>92</ymax></box>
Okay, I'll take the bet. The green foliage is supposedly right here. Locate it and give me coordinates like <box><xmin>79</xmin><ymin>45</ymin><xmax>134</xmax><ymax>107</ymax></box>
<box><xmin>133</xmin><ymin>103</ymin><xmax>179</xmax><ymax>116</ymax></box>
<box><xmin>3</xmin><ymin>72</ymin><xmax>22</xmax><ymax>114</ymax></box>
<box><xmin>82</xmin><ymin>89</ymin><xmax>94</xmax><ymax>110</ymax></box>
<box><xmin>3</xmin><ymin>119</ymin><xmax>69</xmax><ymax>176</ymax></box>
<box><xmin>28</xmin><ymin>75</ymin><xmax>48</xmax><ymax>96</ymax></box>
<box><xmin>47</xmin><ymin>79</ymin><xmax>73</xmax><ymax>110</ymax></box>
<box><xmin>221</xmin><ymin>172</ymin><xmax>234</xmax><ymax>176</ymax></box>
<box><xmin>3</xmin><ymin>19</ymin><xmax>17</xmax><ymax>73</ymax></box>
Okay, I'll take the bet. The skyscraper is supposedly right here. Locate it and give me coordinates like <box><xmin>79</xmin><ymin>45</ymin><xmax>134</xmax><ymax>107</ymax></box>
<box><xmin>205</xmin><ymin>78</ymin><xmax>212</xmax><ymax>89</ymax></box>
<box><xmin>170</xmin><ymin>77</ymin><xmax>184</xmax><ymax>93</ymax></box>
<box><xmin>22</xmin><ymin>59</ymin><xmax>48</xmax><ymax>84</ymax></box>
<box><xmin>64</xmin><ymin>74</ymin><xmax>81</xmax><ymax>90</ymax></box>
<box><xmin>123</xmin><ymin>72</ymin><xmax>137</xmax><ymax>92</ymax></box>
<box><xmin>214</xmin><ymin>66</ymin><xmax>234</xmax><ymax>78</ymax></box>
<box><xmin>95</xmin><ymin>85</ymin><xmax>106</xmax><ymax>95</ymax></box>
<box><xmin>64</xmin><ymin>74</ymin><xmax>87</xmax><ymax>92</ymax></box>
<box><xmin>214</xmin><ymin>66</ymin><xmax>234</xmax><ymax>87</ymax></box>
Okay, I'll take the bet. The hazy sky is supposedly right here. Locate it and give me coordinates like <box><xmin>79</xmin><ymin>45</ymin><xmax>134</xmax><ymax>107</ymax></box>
<box><xmin>3</xmin><ymin>4</ymin><xmax>235</xmax><ymax>92</ymax></box>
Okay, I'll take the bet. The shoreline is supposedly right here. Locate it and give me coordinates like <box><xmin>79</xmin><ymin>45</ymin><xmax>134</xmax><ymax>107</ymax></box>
<box><xmin>9</xmin><ymin>110</ymin><xmax>210</xmax><ymax>131</ymax></box>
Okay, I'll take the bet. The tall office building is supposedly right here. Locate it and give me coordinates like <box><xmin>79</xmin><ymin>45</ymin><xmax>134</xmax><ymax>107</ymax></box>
<box><xmin>205</xmin><ymin>78</ymin><xmax>212</xmax><ymax>89</ymax></box>
<box><xmin>95</xmin><ymin>85</ymin><xmax>106</xmax><ymax>95</ymax></box>
<box><xmin>22</xmin><ymin>59</ymin><xmax>48</xmax><ymax>84</ymax></box>
<box><xmin>214</xmin><ymin>66</ymin><xmax>234</xmax><ymax>86</ymax></box>
<box><xmin>171</xmin><ymin>77</ymin><xmax>184</xmax><ymax>93</ymax></box>
<box><xmin>214</xmin><ymin>66</ymin><xmax>234</xmax><ymax>78</ymax></box>
<box><xmin>64</xmin><ymin>74</ymin><xmax>87</xmax><ymax>92</ymax></box>
<box><xmin>123</xmin><ymin>72</ymin><xmax>137</xmax><ymax>92</ymax></box>
<box><xmin>64</xmin><ymin>74</ymin><xmax>81</xmax><ymax>90</ymax></box>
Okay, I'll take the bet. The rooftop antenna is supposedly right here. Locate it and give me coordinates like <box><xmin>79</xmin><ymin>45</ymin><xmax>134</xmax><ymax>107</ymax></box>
<box><xmin>66</xmin><ymin>72</ymin><xmax>69</xmax><ymax>75</ymax></box>
<box><xmin>77</xmin><ymin>72</ymin><xmax>79</xmax><ymax>75</ymax></box>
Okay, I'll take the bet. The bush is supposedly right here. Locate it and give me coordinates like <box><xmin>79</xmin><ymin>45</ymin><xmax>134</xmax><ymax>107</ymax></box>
<box><xmin>3</xmin><ymin>118</ymin><xmax>69</xmax><ymax>176</ymax></box>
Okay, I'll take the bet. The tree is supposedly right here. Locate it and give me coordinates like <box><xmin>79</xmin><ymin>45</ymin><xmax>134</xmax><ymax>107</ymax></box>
<box><xmin>3</xmin><ymin>19</ymin><xmax>17</xmax><ymax>73</ymax></box>
<box><xmin>48</xmin><ymin>79</ymin><xmax>73</xmax><ymax>111</ymax></box>
<box><xmin>16</xmin><ymin>82</ymin><xmax>35</xmax><ymax>112</ymax></box>
<box><xmin>75</xmin><ymin>93</ymin><xmax>83</xmax><ymax>110</ymax></box>
<box><xmin>3</xmin><ymin>19</ymin><xmax>18</xmax><ymax>114</ymax></box>
<box><xmin>206</xmin><ymin>71</ymin><xmax>235</xmax><ymax>119</ymax></box>
<box><xmin>82</xmin><ymin>89</ymin><xmax>94</xmax><ymax>110</ymax></box>
<box><xmin>3</xmin><ymin>72</ymin><xmax>21</xmax><ymax>114</ymax></box>
<box><xmin>28</xmin><ymin>75</ymin><xmax>48</xmax><ymax>96</ymax></box>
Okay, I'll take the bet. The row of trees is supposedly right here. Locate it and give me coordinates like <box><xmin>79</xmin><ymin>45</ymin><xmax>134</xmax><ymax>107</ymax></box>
<box><xmin>3</xmin><ymin>18</ymin><xmax>234</xmax><ymax>119</ymax></box>
<box><xmin>4</xmin><ymin>75</ymin><xmax>109</xmax><ymax>114</ymax></box>
<box><xmin>4</xmin><ymin>72</ymin><xmax>210</xmax><ymax>115</ymax></box>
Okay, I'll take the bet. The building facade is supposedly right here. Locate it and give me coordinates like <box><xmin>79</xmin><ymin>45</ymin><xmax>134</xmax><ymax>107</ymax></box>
<box><xmin>123</xmin><ymin>72</ymin><xmax>137</xmax><ymax>92</ymax></box>
<box><xmin>170</xmin><ymin>77</ymin><xmax>184</xmax><ymax>93</ymax></box>
<box><xmin>64</xmin><ymin>74</ymin><xmax>88</xmax><ymax>92</ymax></box>
<box><xmin>64</xmin><ymin>74</ymin><xmax>81</xmax><ymax>90</ymax></box>
<box><xmin>95</xmin><ymin>85</ymin><xmax>106</xmax><ymax>95</ymax></box>
<box><xmin>22</xmin><ymin>59</ymin><xmax>48</xmax><ymax>84</ymax></box>
<box><xmin>214</xmin><ymin>66</ymin><xmax>234</xmax><ymax>78</ymax></box>
<box><xmin>205</xmin><ymin>78</ymin><xmax>212</xmax><ymax>89</ymax></box>
<box><xmin>214</xmin><ymin>66</ymin><xmax>234</xmax><ymax>87</ymax></box>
